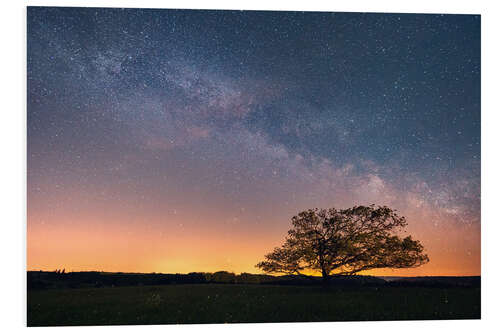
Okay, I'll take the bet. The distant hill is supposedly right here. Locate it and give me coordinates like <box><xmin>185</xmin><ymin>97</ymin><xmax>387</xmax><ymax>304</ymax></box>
<box><xmin>27</xmin><ymin>270</ymin><xmax>480</xmax><ymax>290</ymax></box>
<box><xmin>383</xmin><ymin>276</ymin><xmax>480</xmax><ymax>288</ymax></box>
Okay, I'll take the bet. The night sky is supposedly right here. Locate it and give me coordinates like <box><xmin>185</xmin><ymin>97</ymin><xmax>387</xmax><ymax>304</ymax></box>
<box><xmin>27</xmin><ymin>7</ymin><xmax>480</xmax><ymax>276</ymax></box>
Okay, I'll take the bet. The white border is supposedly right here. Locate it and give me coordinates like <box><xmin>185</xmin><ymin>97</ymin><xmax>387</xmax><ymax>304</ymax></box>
<box><xmin>2</xmin><ymin>0</ymin><xmax>499</xmax><ymax>332</ymax></box>
<box><xmin>23</xmin><ymin>0</ymin><xmax>482</xmax><ymax>14</ymax></box>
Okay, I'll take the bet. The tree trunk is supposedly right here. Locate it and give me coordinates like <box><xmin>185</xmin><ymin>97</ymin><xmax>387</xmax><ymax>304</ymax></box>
<box><xmin>321</xmin><ymin>269</ymin><xmax>330</xmax><ymax>287</ymax></box>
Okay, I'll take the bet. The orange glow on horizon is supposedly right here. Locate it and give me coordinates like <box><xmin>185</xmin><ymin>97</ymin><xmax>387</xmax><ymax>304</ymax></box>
<box><xmin>27</xmin><ymin>212</ymin><xmax>480</xmax><ymax>277</ymax></box>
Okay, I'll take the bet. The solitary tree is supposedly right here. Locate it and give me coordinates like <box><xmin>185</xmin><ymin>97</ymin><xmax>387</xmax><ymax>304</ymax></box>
<box><xmin>256</xmin><ymin>205</ymin><xmax>428</xmax><ymax>283</ymax></box>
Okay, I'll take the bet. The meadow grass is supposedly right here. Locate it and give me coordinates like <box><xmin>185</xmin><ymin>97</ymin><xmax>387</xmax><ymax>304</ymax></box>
<box><xmin>27</xmin><ymin>284</ymin><xmax>480</xmax><ymax>326</ymax></box>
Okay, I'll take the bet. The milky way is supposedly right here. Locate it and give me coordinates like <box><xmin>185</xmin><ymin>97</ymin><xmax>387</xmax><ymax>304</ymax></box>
<box><xmin>27</xmin><ymin>7</ymin><xmax>480</xmax><ymax>275</ymax></box>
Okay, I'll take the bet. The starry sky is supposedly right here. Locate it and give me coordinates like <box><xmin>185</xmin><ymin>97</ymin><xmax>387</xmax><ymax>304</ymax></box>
<box><xmin>27</xmin><ymin>7</ymin><xmax>480</xmax><ymax>276</ymax></box>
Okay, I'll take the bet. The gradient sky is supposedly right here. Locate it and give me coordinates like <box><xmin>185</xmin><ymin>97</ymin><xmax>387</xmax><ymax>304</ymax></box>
<box><xmin>27</xmin><ymin>7</ymin><xmax>480</xmax><ymax>276</ymax></box>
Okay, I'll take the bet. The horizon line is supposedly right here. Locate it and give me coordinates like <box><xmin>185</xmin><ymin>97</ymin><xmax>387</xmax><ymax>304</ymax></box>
<box><xmin>27</xmin><ymin>269</ymin><xmax>481</xmax><ymax>278</ymax></box>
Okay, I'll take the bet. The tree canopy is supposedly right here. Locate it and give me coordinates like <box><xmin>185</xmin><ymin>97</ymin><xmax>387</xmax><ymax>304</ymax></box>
<box><xmin>256</xmin><ymin>205</ymin><xmax>429</xmax><ymax>282</ymax></box>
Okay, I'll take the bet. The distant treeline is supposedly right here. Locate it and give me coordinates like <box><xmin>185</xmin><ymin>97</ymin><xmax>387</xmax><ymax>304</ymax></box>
<box><xmin>27</xmin><ymin>270</ymin><xmax>480</xmax><ymax>290</ymax></box>
<box><xmin>27</xmin><ymin>270</ymin><xmax>381</xmax><ymax>289</ymax></box>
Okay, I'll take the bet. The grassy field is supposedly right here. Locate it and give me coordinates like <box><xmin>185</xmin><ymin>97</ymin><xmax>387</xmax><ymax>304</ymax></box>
<box><xmin>27</xmin><ymin>284</ymin><xmax>480</xmax><ymax>326</ymax></box>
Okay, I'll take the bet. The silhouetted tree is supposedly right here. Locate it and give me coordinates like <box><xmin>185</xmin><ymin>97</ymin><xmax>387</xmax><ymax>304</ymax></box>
<box><xmin>256</xmin><ymin>205</ymin><xmax>429</xmax><ymax>283</ymax></box>
<box><xmin>209</xmin><ymin>271</ymin><xmax>237</xmax><ymax>284</ymax></box>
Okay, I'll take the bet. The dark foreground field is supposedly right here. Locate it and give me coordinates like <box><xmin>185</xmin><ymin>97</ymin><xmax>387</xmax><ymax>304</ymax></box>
<box><xmin>27</xmin><ymin>284</ymin><xmax>480</xmax><ymax>326</ymax></box>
